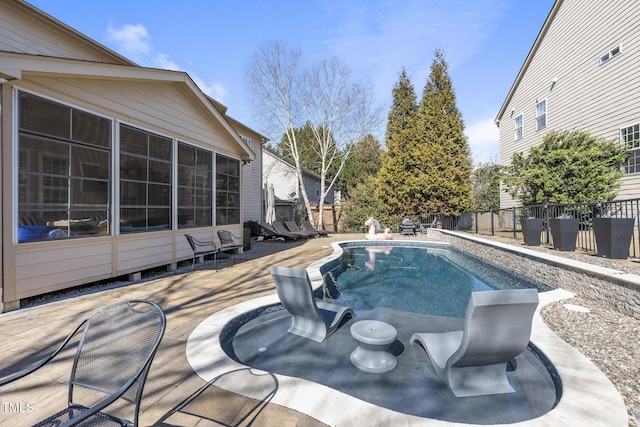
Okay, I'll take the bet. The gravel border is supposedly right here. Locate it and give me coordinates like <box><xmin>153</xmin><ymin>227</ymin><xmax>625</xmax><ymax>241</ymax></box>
<box><xmin>542</xmin><ymin>295</ymin><xmax>639</xmax><ymax>426</ymax></box>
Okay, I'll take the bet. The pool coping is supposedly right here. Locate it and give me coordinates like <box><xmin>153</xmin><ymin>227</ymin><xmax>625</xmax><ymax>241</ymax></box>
<box><xmin>186</xmin><ymin>239</ymin><xmax>628</xmax><ymax>426</ymax></box>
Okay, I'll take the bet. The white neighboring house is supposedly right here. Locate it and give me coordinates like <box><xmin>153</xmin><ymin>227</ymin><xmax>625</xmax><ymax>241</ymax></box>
<box><xmin>262</xmin><ymin>149</ymin><xmax>335</xmax><ymax>222</ymax></box>
<box><xmin>496</xmin><ymin>0</ymin><xmax>640</xmax><ymax>208</ymax></box>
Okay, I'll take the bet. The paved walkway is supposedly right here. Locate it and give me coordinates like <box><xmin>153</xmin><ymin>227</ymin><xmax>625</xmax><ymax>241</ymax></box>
<box><xmin>0</xmin><ymin>231</ymin><xmax>634</xmax><ymax>426</ymax></box>
<box><xmin>0</xmin><ymin>235</ymin><xmax>343</xmax><ymax>426</ymax></box>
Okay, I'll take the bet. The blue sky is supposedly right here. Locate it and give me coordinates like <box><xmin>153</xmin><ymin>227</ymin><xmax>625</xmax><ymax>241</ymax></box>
<box><xmin>28</xmin><ymin>0</ymin><xmax>554</xmax><ymax>165</ymax></box>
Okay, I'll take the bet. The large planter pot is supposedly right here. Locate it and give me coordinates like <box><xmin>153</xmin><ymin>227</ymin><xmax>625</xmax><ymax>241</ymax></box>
<box><xmin>549</xmin><ymin>218</ymin><xmax>579</xmax><ymax>251</ymax></box>
<box><xmin>593</xmin><ymin>217</ymin><xmax>635</xmax><ymax>259</ymax></box>
<box><xmin>521</xmin><ymin>218</ymin><xmax>543</xmax><ymax>246</ymax></box>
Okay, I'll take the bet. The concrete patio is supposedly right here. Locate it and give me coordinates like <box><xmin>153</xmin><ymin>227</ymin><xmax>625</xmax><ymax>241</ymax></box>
<box><xmin>0</xmin><ymin>232</ymin><xmax>632</xmax><ymax>426</ymax></box>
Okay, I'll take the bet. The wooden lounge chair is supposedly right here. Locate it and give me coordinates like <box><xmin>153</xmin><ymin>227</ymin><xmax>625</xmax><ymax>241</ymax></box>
<box><xmin>410</xmin><ymin>289</ymin><xmax>539</xmax><ymax>397</ymax></box>
<box><xmin>284</xmin><ymin>220</ymin><xmax>318</xmax><ymax>238</ymax></box>
<box><xmin>271</xmin><ymin>266</ymin><xmax>354</xmax><ymax>342</ymax></box>
<box><xmin>0</xmin><ymin>300</ymin><xmax>166</xmax><ymax>426</ymax></box>
<box><xmin>301</xmin><ymin>220</ymin><xmax>329</xmax><ymax>236</ymax></box>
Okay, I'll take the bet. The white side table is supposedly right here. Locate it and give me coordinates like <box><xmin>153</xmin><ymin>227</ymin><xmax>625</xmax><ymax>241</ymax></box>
<box><xmin>350</xmin><ymin>320</ymin><xmax>398</xmax><ymax>373</ymax></box>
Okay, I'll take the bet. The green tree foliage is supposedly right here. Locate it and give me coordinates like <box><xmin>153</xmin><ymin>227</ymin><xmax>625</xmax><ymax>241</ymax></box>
<box><xmin>275</xmin><ymin>122</ymin><xmax>338</xmax><ymax>177</ymax></box>
<box><xmin>342</xmin><ymin>176</ymin><xmax>390</xmax><ymax>232</ymax></box>
<box><xmin>378</xmin><ymin>52</ymin><xmax>472</xmax><ymax>217</ymax></box>
<box><xmin>471</xmin><ymin>162</ymin><xmax>502</xmax><ymax>211</ymax></box>
<box><xmin>502</xmin><ymin>130</ymin><xmax>628</xmax><ymax>205</ymax></box>
<box><xmin>375</xmin><ymin>68</ymin><xmax>418</xmax><ymax>216</ymax></box>
<box><xmin>341</xmin><ymin>134</ymin><xmax>383</xmax><ymax>198</ymax></box>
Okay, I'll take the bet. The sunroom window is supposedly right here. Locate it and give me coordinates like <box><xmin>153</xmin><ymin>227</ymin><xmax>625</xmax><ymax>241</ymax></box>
<box><xmin>119</xmin><ymin>124</ymin><xmax>172</xmax><ymax>233</ymax></box>
<box><xmin>17</xmin><ymin>91</ymin><xmax>111</xmax><ymax>242</ymax></box>
<box><xmin>177</xmin><ymin>142</ymin><xmax>212</xmax><ymax>228</ymax></box>
<box><xmin>215</xmin><ymin>154</ymin><xmax>240</xmax><ymax>225</ymax></box>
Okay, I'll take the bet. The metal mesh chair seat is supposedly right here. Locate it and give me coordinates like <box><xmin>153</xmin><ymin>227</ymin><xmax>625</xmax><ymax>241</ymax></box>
<box><xmin>32</xmin><ymin>405</ymin><xmax>131</xmax><ymax>427</ymax></box>
<box><xmin>0</xmin><ymin>300</ymin><xmax>166</xmax><ymax>427</ymax></box>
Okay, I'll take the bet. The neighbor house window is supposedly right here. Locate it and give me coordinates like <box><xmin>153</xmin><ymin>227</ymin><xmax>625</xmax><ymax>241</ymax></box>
<box><xmin>514</xmin><ymin>114</ymin><xmax>523</xmax><ymax>140</ymax></box>
<box><xmin>536</xmin><ymin>100</ymin><xmax>547</xmax><ymax>130</ymax></box>
<box><xmin>621</xmin><ymin>123</ymin><xmax>640</xmax><ymax>174</ymax></box>
<box><xmin>119</xmin><ymin>124</ymin><xmax>171</xmax><ymax>233</ymax></box>
<box><xmin>177</xmin><ymin>142</ymin><xmax>212</xmax><ymax>228</ymax></box>
<box><xmin>17</xmin><ymin>91</ymin><xmax>111</xmax><ymax>242</ymax></box>
<box><xmin>600</xmin><ymin>44</ymin><xmax>622</xmax><ymax>65</ymax></box>
<box><xmin>215</xmin><ymin>154</ymin><xmax>240</xmax><ymax>225</ymax></box>
<box><xmin>240</xmin><ymin>135</ymin><xmax>252</xmax><ymax>148</ymax></box>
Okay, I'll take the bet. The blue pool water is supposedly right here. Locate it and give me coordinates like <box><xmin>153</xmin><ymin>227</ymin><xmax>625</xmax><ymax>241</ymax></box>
<box><xmin>325</xmin><ymin>243</ymin><xmax>550</xmax><ymax>317</ymax></box>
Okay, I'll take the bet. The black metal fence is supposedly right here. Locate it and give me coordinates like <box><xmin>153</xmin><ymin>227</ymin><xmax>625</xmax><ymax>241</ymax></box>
<box><xmin>429</xmin><ymin>198</ymin><xmax>640</xmax><ymax>258</ymax></box>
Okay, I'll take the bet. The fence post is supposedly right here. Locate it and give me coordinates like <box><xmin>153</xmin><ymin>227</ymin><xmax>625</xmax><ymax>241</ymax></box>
<box><xmin>544</xmin><ymin>204</ymin><xmax>550</xmax><ymax>244</ymax></box>
<box><xmin>512</xmin><ymin>207</ymin><xmax>517</xmax><ymax>239</ymax></box>
<box><xmin>475</xmin><ymin>212</ymin><xmax>478</xmax><ymax>234</ymax></box>
<box><xmin>490</xmin><ymin>210</ymin><xmax>495</xmax><ymax>236</ymax></box>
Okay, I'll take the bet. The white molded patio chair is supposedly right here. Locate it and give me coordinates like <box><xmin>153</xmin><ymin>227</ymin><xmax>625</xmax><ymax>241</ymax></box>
<box><xmin>271</xmin><ymin>266</ymin><xmax>354</xmax><ymax>342</ymax></box>
<box><xmin>411</xmin><ymin>289</ymin><xmax>539</xmax><ymax>397</ymax></box>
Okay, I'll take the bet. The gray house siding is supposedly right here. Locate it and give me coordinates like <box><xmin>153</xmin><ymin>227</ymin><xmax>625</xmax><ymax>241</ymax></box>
<box><xmin>497</xmin><ymin>0</ymin><xmax>640</xmax><ymax>207</ymax></box>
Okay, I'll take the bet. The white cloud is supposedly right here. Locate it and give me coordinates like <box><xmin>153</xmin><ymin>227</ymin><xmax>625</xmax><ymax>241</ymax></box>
<box><xmin>192</xmin><ymin>76</ymin><xmax>228</xmax><ymax>103</ymax></box>
<box><xmin>465</xmin><ymin>117</ymin><xmax>500</xmax><ymax>165</ymax></box>
<box><xmin>106</xmin><ymin>23</ymin><xmax>151</xmax><ymax>61</ymax></box>
<box><xmin>105</xmin><ymin>23</ymin><xmax>228</xmax><ymax>103</ymax></box>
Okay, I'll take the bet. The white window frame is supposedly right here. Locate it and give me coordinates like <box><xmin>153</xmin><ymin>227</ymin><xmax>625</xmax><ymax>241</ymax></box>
<box><xmin>514</xmin><ymin>114</ymin><xmax>523</xmax><ymax>140</ymax></box>
<box><xmin>535</xmin><ymin>100</ymin><xmax>547</xmax><ymax>131</ymax></box>
<box><xmin>600</xmin><ymin>44</ymin><xmax>622</xmax><ymax>65</ymax></box>
<box><xmin>620</xmin><ymin>123</ymin><xmax>640</xmax><ymax>174</ymax></box>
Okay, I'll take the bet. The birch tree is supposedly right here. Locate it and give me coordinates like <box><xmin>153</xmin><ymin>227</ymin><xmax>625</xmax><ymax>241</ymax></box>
<box><xmin>246</xmin><ymin>40</ymin><xmax>379</xmax><ymax>228</ymax></box>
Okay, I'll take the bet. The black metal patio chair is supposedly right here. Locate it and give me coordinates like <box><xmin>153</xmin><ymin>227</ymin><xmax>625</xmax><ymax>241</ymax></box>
<box><xmin>0</xmin><ymin>299</ymin><xmax>166</xmax><ymax>427</ymax></box>
<box><xmin>185</xmin><ymin>234</ymin><xmax>219</xmax><ymax>271</ymax></box>
<box><xmin>217</xmin><ymin>230</ymin><xmax>247</xmax><ymax>265</ymax></box>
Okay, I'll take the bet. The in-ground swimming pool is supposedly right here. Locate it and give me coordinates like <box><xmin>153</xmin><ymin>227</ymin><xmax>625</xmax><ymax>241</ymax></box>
<box><xmin>221</xmin><ymin>241</ymin><xmax>560</xmax><ymax>425</ymax></box>
<box><xmin>325</xmin><ymin>243</ymin><xmax>551</xmax><ymax>317</ymax></box>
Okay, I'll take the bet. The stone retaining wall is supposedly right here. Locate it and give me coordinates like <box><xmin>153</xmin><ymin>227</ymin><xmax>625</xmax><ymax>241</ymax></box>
<box><xmin>428</xmin><ymin>229</ymin><xmax>640</xmax><ymax>320</ymax></box>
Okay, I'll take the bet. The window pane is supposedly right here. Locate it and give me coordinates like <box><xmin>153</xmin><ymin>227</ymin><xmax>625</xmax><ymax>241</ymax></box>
<box><xmin>71</xmin><ymin>146</ymin><xmax>109</xmax><ymax>180</ymax></box>
<box><xmin>72</xmin><ymin>109</ymin><xmax>111</xmax><ymax>148</ymax></box>
<box><xmin>71</xmin><ymin>179</ymin><xmax>108</xmax><ymax>205</ymax></box>
<box><xmin>19</xmin><ymin>92</ymin><xmax>70</xmax><ymax>139</ymax></box>
<box><xmin>121</xmin><ymin>155</ymin><xmax>148</xmax><ymax>181</ymax></box>
<box><xmin>149</xmin><ymin>160</ymin><xmax>171</xmax><ymax>183</ymax></box>
<box><xmin>149</xmin><ymin>135</ymin><xmax>172</xmax><ymax>160</ymax></box>
<box><xmin>120</xmin><ymin>181</ymin><xmax>147</xmax><ymax>205</ymax></box>
<box><xmin>120</xmin><ymin>125</ymin><xmax>148</xmax><ymax>155</ymax></box>
<box><xmin>148</xmin><ymin>183</ymin><xmax>171</xmax><ymax>206</ymax></box>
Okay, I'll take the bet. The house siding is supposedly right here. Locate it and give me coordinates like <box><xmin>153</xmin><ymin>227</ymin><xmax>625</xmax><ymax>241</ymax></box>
<box><xmin>498</xmin><ymin>0</ymin><xmax>640</xmax><ymax>207</ymax></box>
<box><xmin>0</xmin><ymin>1</ymin><xmax>264</xmax><ymax>309</ymax></box>
<box><xmin>1</xmin><ymin>74</ymin><xmax>246</xmax><ymax>304</ymax></box>
<box><xmin>0</xmin><ymin>0</ymin><xmax>130</xmax><ymax>64</ymax></box>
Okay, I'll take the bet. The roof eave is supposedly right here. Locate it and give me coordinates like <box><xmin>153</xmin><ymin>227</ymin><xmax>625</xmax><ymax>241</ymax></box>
<box><xmin>495</xmin><ymin>0</ymin><xmax>563</xmax><ymax>125</ymax></box>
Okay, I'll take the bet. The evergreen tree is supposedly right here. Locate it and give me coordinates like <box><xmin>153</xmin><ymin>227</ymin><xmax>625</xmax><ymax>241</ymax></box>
<box><xmin>471</xmin><ymin>162</ymin><xmax>502</xmax><ymax>211</ymax></box>
<box><xmin>412</xmin><ymin>50</ymin><xmax>472</xmax><ymax>216</ymax></box>
<box><xmin>376</xmin><ymin>68</ymin><xmax>418</xmax><ymax>217</ymax></box>
<box><xmin>341</xmin><ymin>134</ymin><xmax>383</xmax><ymax>198</ymax></box>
